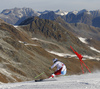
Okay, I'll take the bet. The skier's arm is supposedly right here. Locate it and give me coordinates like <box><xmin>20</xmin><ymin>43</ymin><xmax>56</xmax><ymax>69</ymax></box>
<box><xmin>51</xmin><ymin>62</ymin><xmax>57</xmax><ymax>69</ymax></box>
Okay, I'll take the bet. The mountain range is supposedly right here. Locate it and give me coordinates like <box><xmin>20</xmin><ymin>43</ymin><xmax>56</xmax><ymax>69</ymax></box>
<box><xmin>0</xmin><ymin>7</ymin><xmax>100</xmax><ymax>83</ymax></box>
<box><xmin>1</xmin><ymin>7</ymin><xmax>100</xmax><ymax>28</ymax></box>
<box><xmin>39</xmin><ymin>9</ymin><xmax>100</xmax><ymax>27</ymax></box>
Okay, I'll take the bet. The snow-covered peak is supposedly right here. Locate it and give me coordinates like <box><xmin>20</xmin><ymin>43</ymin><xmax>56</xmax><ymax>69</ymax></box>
<box><xmin>77</xmin><ymin>9</ymin><xmax>91</xmax><ymax>15</ymax></box>
<box><xmin>55</xmin><ymin>9</ymin><xmax>68</xmax><ymax>16</ymax></box>
<box><xmin>68</xmin><ymin>9</ymin><xmax>91</xmax><ymax>15</ymax></box>
<box><xmin>38</xmin><ymin>9</ymin><xmax>92</xmax><ymax>16</ymax></box>
<box><xmin>1</xmin><ymin>7</ymin><xmax>39</xmax><ymax>18</ymax></box>
<box><xmin>67</xmin><ymin>10</ymin><xmax>79</xmax><ymax>15</ymax></box>
<box><xmin>38</xmin><ymin>9</ymin><xmax>68</xmax><ymax>16</ymax></box>
<box><xmin>78</xmin><ymin>9</ymin><xmax>87</xmax><ymax>14</ymax></box>
<box><xmin>38</xmin><ymin>10</ymin><xmax>51</xmax><ymax>15</ymax></box>
<box><xmin>72</xmin><ymin>10</ymin><xmax>78</xmax><ymax>15</ymax></box>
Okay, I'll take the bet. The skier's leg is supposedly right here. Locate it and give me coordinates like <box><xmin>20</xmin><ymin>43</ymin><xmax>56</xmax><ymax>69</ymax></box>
<box><xmin>49</xmin><ymin>68</ymin><xmax>62</xmax><ymax>78</ymax></box>
<box><xmin>61</xmin><ymin>70</ymin><xmax>67</xmax><ymax>75</ymax></box>
<box><xmin>54</xmin><ymin>67</ymin><xmax>62</xmax><ymax>75</ymax></box>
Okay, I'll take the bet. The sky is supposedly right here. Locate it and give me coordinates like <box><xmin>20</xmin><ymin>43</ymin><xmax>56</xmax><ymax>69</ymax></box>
<box><xmin>0</xmin><ymin>0</ymin><xmax>100</xmax><ymax>12</ymax></box>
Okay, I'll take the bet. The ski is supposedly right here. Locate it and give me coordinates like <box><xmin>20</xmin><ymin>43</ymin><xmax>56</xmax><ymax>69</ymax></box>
<box><xmin>35</xmin><ymin>78</ymin><xmax>56</xmax><ymax>82</ymax></box>
<box><xmin>35</xmin><ymin>79</ymin><xmax>43</xmax><ymax>82</ymax></box>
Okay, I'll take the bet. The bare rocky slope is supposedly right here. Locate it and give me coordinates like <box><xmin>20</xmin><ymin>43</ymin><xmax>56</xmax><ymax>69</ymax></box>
<box><xmin>0</xmin><ymin>18</ymin><xmax>99</xmax><ymax>83</ymax></box>
<box><xmin>55</xmin><ymin>17</ymin><xmax>100</xmax><ymax>52</ymax></box>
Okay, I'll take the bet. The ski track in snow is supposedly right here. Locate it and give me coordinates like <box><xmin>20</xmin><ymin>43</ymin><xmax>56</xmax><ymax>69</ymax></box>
<box><xmin>0</xmin><ymin>72</ymin><xmax>100</xmax><ymax>89</ymax></box>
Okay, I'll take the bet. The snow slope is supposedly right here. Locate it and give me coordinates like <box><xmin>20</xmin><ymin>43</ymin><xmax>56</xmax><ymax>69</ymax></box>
<box><xmin>20</xmin><ymin>38</ymin><xmax>100</xmax><ymax>61</ymax></box>
<box><xmin>78</xmin><ymin>37</ymin><xmax>88</xmax><ymax>44</ymax></box>
<box><xmin>47</xmin><ymin>50</ymin><xmax>100</xmax><ymax>61</ymax></box>
<box><xmin>0</xmin><ymin>72</ymin><xmax>100</xmax><ymax>89</ymax></box>
<box><xmin>78</xmin><ymin>37</ymin><xmax>100</xmax><ymax>54</ymax></box>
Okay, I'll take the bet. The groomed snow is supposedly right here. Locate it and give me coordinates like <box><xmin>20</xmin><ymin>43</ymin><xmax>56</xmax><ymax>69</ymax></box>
<box><xmin>0</xmin><ymin>72</ymin><xmax>100</xmax><ymax>89</ymax></box>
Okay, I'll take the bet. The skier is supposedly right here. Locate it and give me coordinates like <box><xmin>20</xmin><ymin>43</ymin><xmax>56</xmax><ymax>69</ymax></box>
<box><xmin>49</xmin><ymin>58</ymin><xmax>67</xmax><ymax>78</ymax></box>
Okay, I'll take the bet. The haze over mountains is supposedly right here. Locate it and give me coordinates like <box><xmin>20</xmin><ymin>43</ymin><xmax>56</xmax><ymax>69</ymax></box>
<box><xmin>0</xmin><ymin>7</ymin><xmax>100</xmax><ymax>83</ymax></box>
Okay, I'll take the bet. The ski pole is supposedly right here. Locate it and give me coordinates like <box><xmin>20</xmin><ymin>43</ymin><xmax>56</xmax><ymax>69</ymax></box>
<box><xmin>34</xmin><ymin>72</ymin><xmax>44</xmax><ymax>79</ymax></box>
<box><xmin>80</xmin><ymin>60</ymin><xmax>84</xmax><ymax>74</ymax></box>
<box><xmin>81</xmin><ymin>61</ymin><xmax>91</xmax><ymax>73</ymax></box>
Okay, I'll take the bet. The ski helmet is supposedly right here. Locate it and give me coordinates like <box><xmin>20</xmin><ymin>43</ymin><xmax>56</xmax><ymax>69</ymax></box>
<box><xmin>53</xmin><ymin>58</ymin><xmax>58</xmax><ymax>63</ymax></box>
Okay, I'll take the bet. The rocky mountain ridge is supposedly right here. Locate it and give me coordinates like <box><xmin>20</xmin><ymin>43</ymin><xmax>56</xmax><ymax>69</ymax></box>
<box><xmin>0</xmin><ymin>7</ymin><xmax>39</xmax><ymax>25</ymax></box>
<box><xmin>55</xmin><ymin>17</ymin><xmax>100</xmax><ymax>41</ymax></box>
